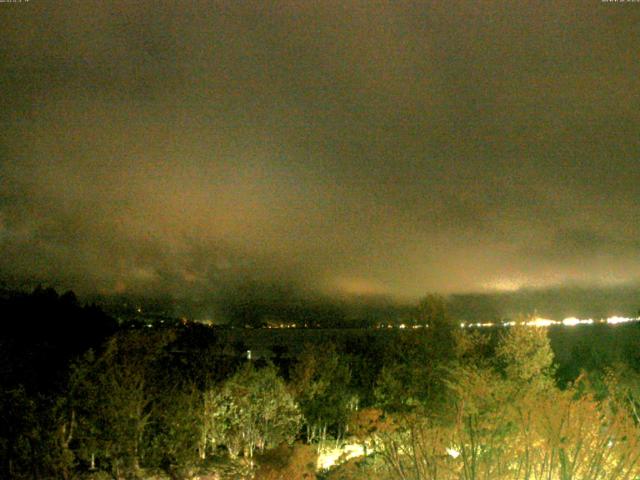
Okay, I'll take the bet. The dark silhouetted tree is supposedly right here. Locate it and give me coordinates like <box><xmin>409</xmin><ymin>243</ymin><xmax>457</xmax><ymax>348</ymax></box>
<box><xmin>290</xmin><ymin>343</ymin><xmax>354</xmax><ymax>444</ymax></box>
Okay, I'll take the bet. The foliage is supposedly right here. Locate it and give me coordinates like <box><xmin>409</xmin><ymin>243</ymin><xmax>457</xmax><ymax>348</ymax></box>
<box><xmin>452</xmin><ymin>329</ymin><xmax>492</xmax><ymax>363</ymax></box>
<box><xmin>495</xmin><ymin>324</ymin><xmax>555</xmax><ymax>390</ymax></box>
<box><xmin>290</xmin><ymin>343</ymin><xmax>355</xmax><ymax>443</ymax></box>
<box><xmin>72</xmin><ymin>331</ymin><xmax>171</xmax><ymax>478</ymax></box>
<box><xmin>416</xmin><ymin>294</ymin><xmax>449</xmax><ymax>328</ymax></box>
<box><xmin>417</xmin><ymin>294</ymin><xmax>456</xmax><ymax>357</ymax></box>
<box><xmin>5</xmin><ymin>287</ymin><xmax>640</xmax><ymax>479</ymax></box>
<box><xmin>254</xmin><ymin>442</ymin><xmax>318</xmax><ymax>480</ymax></box>
<box><xmin>374</xmin><ymin>363</ymin><xmax>429</xmax><ymax>412</ymax></box>
<box><xmin>0</xmin><ymin>386</ymin><xmax>76</xmax><ymax>480</ymax></box>
<box><xmin>145</xmin><ymin>383</ymin><xmax>204</xmax><ymax>479</ymax></box>
<box><xmin>204</xmin><ymin>363</ymin><xmax>302</xmax><ymax>460</ymax></box>
<box><xmin>373</xmin><ymin>326</ymin><xmax>640</xmax><ymax>480</ymax></box>
<box><xmin>374</xmin><ymin>328</ymin><xmax>461</xmax><ymax>414</ymax></box>
<box><xmin>596</xmin><ymin>363</ymin><xmax>640</xmax><ymax>423</ymax></box>
<box><xmin>373</xmin><ymin>294</ymin><xmax>463</xmax><ymax>414</ymax></box>
<box><xmin>375</xmin><ymin>366</ymin><xmax>640</xmax><ymax>480</ymax></box>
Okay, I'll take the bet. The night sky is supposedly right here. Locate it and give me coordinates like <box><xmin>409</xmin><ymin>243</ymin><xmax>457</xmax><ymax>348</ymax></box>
<box><xmin>1</xmin><ymin>1</ymin><xmax>639</xmax><ymax>300</ymax></box>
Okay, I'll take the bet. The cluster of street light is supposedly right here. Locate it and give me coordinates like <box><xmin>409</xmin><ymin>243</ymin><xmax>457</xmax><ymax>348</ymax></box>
<box><xmin>465</xmin><ymin>315</ymin><xmax>640</xmax><ymax>328</ymax></box>
<box><xmin>375</xmin><ymin>316</ymin><xmax>640</xmax><ymax>330</ymax></box>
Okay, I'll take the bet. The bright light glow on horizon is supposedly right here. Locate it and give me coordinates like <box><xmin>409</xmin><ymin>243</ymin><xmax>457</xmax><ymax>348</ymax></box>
<box><xmin>562</xmin><ymin>317</ymin><xmax>594</xmax><ymax>326</ymax></box>
<box><xmin>606</xmin><ymin>316</ymin><xmax>637</xmax><ymax>325</ymax></box>
<box><xmin>375</xmin><ymin>315</ymin><xmax>640</xmax><ymax>330</ymax></box>
<box><xmin>526</xmin><ymin>317</ymin><xmax>559</xmax><ymax>327</ymax></box>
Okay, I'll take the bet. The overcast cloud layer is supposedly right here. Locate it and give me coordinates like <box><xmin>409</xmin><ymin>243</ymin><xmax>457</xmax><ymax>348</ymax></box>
<box><xmin>1</xmin><ymin>1</ymin><xmax>639</xmax><ymax>299</ymax></box>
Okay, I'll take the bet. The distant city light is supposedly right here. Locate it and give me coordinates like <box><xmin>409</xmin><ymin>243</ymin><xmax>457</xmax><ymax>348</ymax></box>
<box><xmin>526</xmin><ymin>317</ymin><xmax>558</xmax><ymax>327</ymax></box>
<box><xmin>325</xmin><ymin>315</ymin><xmax>639</xmax><ymax>330</ymax></box>
<box><xmin>606</xmin><ymin>316</ymin><xmax>637</xmax><ymax>325</ymax></box>
<box><xmin>562</xmin><ymin>317</ymin><xmax>593</xmax><ymax>326</ymax></box>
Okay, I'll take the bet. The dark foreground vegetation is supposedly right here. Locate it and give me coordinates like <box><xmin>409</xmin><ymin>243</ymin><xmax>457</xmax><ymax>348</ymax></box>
<box><xmin>2</xmin><ymin>289</ymin><xmax>640</xmax><ymax>479</ymax></box>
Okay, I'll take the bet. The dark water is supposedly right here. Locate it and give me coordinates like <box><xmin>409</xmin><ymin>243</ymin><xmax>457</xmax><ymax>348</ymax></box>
<box><xmin>214</xmin><ymin>323</ymin><xmax>640</xmax><ymax>368</ymax></box>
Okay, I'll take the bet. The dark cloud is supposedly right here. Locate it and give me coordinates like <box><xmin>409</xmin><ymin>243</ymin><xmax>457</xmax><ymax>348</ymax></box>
<box><xmin>1</xmin><ymin>1</ymin><xmax>639</xmax><ymax>299</ymax></box>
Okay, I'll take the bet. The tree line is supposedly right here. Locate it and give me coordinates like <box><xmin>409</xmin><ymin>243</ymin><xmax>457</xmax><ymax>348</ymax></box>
<box><xmin>2</xmin><ymin>289</ymin><xmax>640</xmax><ymax>479</ymax></box>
